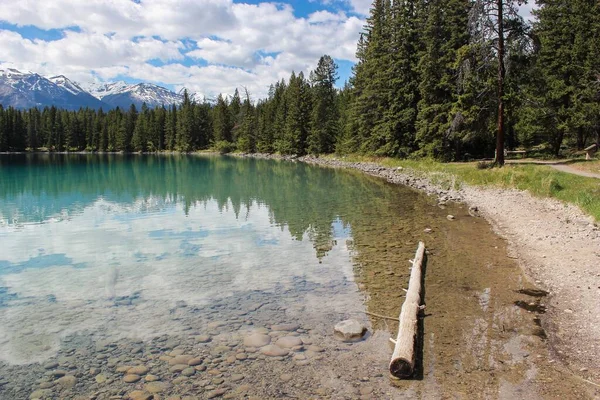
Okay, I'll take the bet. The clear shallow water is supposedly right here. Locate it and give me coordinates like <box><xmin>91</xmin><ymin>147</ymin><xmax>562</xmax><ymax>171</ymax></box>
<box><xmin>0</xmin><ymin>155</ymin><xmax>368</xmax><ymax>364</ymax></box>
<box><xmin>0</xmin><ymin>154</ymin><xmax>586</xmax><ymax>399</ymax></box>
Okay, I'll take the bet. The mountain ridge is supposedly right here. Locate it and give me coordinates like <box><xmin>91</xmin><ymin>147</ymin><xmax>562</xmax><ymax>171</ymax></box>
<box><xmin>0</xmin><ymin>68</ymin><xmax>201</xmax><ymax>110</ymax></box>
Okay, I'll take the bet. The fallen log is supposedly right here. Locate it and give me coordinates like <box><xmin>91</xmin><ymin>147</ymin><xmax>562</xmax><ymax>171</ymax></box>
<box><xmin>389</xmin><ymin>241</ymin><xmax>426</xmax><ymax>379</ymax></box>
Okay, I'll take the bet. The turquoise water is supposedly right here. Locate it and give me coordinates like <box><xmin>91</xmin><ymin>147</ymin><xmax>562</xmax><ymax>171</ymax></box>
<box><xmin>0</xmin><ymin>154</ymin><xmax>424</xmax><ymax>366</ymax></box>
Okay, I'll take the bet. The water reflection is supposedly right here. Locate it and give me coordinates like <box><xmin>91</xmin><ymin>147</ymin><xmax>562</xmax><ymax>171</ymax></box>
<box><xmin>0</xmin><ymin>154</ymin><xmax>416</xmax><ymax>364</ymax></box>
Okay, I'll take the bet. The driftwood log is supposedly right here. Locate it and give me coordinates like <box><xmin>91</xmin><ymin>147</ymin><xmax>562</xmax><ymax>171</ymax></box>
<box><xmin>389</xmin><ymin>241</ymin><xmax>425</xmax><ymax>379</ymax></box>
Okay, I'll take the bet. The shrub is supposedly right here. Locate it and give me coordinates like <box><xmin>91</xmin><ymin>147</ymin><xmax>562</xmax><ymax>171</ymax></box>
<box><xmin>214</xmin><ymin>140</ymin><xmax>235</xmax><ymax>154</ymax></box>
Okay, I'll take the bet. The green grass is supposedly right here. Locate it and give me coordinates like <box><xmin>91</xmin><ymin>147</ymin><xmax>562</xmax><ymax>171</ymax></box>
<box><xmin>329</xmin><ymin>155</ymin><xmax>600</xmax><ymax>222</ymax></box>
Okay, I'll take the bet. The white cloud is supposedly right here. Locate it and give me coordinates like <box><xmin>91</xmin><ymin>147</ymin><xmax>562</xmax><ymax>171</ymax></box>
<box><xmin>348</xmin><ymin>0</ymin><xmax>372</xmax><ymax>16</ymax></box>
<box><xmin>308</xmin><ymin>10</ymin><xmax>348</xmax><ymax>24</ymax></box>
<box><xmin>187</xmin><ymin>38</ymin><xmax>257</xmax><ymax>68</ymax></box>
<box><xmin>0</xmin><ymin>0</ymin><xmax>364</xmax><ymax>98</ymax></box>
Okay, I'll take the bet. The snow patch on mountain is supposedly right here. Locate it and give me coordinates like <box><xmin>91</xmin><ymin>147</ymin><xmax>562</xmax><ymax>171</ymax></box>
<box><xmin>85</xmin><ymin>82</ymin><xmax>184</xmax><ymax>108</ymax></box>
<box><xmin>48</xmin><ymin>75</ymin><xmax>88</xmax><ymax>96</ymax></box>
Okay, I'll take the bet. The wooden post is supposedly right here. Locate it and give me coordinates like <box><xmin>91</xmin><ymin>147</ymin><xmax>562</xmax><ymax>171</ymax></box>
<box><xmin>584</xmin><ymin>144</ymin><xmax>597</xmax><ymax>160</ymax></box>
<box><xmin>389</xmin><ymin>241</ymin><xmax>426</xmax><ymax>379</ymax></box>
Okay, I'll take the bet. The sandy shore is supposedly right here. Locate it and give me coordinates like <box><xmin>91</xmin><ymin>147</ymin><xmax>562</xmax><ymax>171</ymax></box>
<box><xmin>287</xmin><ymin>155</ymin><xmax>600</xmax><ymax>386</ymax></box>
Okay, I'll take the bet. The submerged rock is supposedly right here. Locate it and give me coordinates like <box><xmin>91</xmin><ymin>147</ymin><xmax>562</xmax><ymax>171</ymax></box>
<box><xmin>123</xmin><ymin>374</ymin><xmax>141</xmax><ymax>383</ymax></box>
<box><xmin>56</xmin><ymin>375</ymin><xmax>77</xmax><ymax>389</ymax></box>
<box><xmin>260</xmin><ymin>345</ymin><xmax>289</xmax><ymax>357</ymax></box>
<box><xmin>333</xmin><ymin>319</ymin><xmax>367</xmax><ymax>342</ymax></box>
<box><xmin>275</xmin><ymin>336</ymin><xmax>303</xmax><ymax>349</ymax></box>
<box><xmin>168</xmin><ymin>355</ymin><xmax>193</xmax><ymax>365</ymax></box>
<box><xmin>243</xmin><ymin>333</ymin><xmax>271</xmax><ymax>348</ymax></box>
<box><xmin>128</xmin><ymin>365</ymin><xmax>149</xmax><ymax>375</ymax></box>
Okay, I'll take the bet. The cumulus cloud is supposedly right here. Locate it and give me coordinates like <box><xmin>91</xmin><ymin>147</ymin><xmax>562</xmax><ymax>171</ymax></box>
<box><xmin>348</xmin><ymin>0</ymin><xmax>372</xmax><ymax>16</ymax></box>
<box><xmin>0</xmin><ymin>0</ymin><xmax>365</xmax><ymax>98</ymax></box>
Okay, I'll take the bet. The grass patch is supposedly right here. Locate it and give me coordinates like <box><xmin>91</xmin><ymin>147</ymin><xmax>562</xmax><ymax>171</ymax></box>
<box><xmin>329</xmin><ymin>154</ymin><xmax>600</xmax><ymax>221</ymax></box>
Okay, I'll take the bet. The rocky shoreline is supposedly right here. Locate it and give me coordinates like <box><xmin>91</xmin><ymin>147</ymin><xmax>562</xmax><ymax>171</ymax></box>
<box><xmin>236</xmin><ymin>152</ymin><xmax>600</xmax><ymax>387</ymax></box>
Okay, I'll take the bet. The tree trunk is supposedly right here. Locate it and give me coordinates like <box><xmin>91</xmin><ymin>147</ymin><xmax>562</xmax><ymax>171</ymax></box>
<box><xmin>553</xmin><ymin>131</ymin><xmax>564</xmax><ymax>157</ymax></box>
<box><xmin>495</xmin><ymin>0</ymin><xmax>505</xmax><ymax>166</ymax></box>
<box><xmin>389</xmin><ymin>242</ymin><xmax>426</xmax><ymax>379</ymax></box>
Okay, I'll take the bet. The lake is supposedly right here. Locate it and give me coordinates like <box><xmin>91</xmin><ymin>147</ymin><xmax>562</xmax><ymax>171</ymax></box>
<box><xmin>0</xmin><ymin>154</ymin><xmax>583</xmax><ymax>399</ymax></box>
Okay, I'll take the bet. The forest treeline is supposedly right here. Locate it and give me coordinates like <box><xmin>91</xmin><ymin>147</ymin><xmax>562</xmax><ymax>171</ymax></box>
<box><xmin>0</xmin><ymin>0</ymin><xmax>598</xmax><ymax>161</ymax></box>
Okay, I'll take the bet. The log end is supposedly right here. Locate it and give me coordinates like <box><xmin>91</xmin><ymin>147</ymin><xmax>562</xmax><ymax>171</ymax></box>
<box><xmin>389</xmin><ymin>357</ymin><xmax>414</xmax><ymax>379</ymax></box>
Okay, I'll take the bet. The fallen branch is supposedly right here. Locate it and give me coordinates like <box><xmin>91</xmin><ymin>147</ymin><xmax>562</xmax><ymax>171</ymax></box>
<box><xmin>364</xmin><ymin>311</ymin><xmax>400</xmax><ymax>322</ymax></box>
<box><xmin>389</xmin><ymin>241</ymin><xmax>426</xmax><ymax>379</ymax></box>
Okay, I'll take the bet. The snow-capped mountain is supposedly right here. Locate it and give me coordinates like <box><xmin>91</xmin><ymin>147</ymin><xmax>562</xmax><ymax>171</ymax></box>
<box><xmin>86</xmin><ymin>82</ymin><xmax>184</xmax><ymax>109</ymax></box>
<box><xmin>49</xmin><ymin>75</ymin><xmax>89</xmax><ymax>96</ymax></box>
<box><xmin>0</xmin><ymin>68</ymin><xmax>201</xmax><ymax>110</ymax></box>
<box><xmin>0</xmin><ymin>69</ymin><xmax>108</xmax><ymax>110</ymax></box>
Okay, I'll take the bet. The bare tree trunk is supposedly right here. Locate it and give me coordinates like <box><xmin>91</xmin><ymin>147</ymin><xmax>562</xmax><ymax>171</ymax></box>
<box><xmin>495</xmin><ymin>0</ymin><xmax>505</xmax><ymax>166</ymax></box>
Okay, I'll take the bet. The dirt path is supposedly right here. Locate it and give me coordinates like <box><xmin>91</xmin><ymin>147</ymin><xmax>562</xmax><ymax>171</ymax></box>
<box><xmin>551</xmin><ymin>164</ymin><xmax>600</xmax><ymax>179</ymax></box>
<box><xmin>505</xmin><ymin>158</ymin><xmax>600</xmax><ymax>178</ymax></box>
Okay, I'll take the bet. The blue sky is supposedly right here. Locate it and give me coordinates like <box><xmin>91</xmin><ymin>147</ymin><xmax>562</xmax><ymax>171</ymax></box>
<box><xmin>0</xmin><ymin>0</ymin><xmax>368</xmax><ymax>98</ymax></box>
<box><xmin>0</xmin><ymin>0</ymin><xmax>534</xmax><ymax>99</ymax></box>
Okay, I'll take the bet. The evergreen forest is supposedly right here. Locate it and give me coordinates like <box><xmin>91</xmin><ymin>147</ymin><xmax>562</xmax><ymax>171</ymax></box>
<box><xmin>0</xmin><ymin>0</ymin><xmax>598</xmax><ymax>164</ymax></box>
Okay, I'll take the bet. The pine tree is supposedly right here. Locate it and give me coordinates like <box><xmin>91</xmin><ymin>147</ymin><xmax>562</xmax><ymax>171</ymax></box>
<box><xmin>416</xmin><ymin>0</ymin><xmax>470</xmax><ymax>160</ymax></box>
<box><xmin>26</xmin><ymin>108</ymin><xmax>41</xmax><ymax>150</ymax></box>
<box><xmin>335</xmin><ymin>82</ymin><xmax>355</xmax><ymax>154</ymax></box>
<box><xmin>348</xmin><ymin>0</ymin><xmax>390</xmax><ymax>154</ymax></box>
<box><xmin>237</xmin><ymin>88</ymin><xmax>257</xmax><ymax>152</ymax></box>
<box><xmin>177</xmin><ymin>90</ymin><xmax>196</xmax><ymax>152</ymax></box>
<box><xmin>308</xmin><ymin>55</ymin><xmax>339</xmax><ymax>154</ymax></box>
<box><xmin>229</xmin><ymin>89</ymin><xmax>242</xmax><ymax>142</ymax></box>
<box><xmin>213</xmin><ymin>94</ymin><xmax>232</xmax><ymax>144</ymax></box>
<box><xmin>132</xmin><ymin>103</ymin><xmax>149</xmax><ymax>152</ymax></box>
<box><xmin>282</xmin><ymin>72</ymin><xmax>311</xmax><ymax>154</ymax></box>
<box><xmin>164</xmin><ymin>104</ymin><xmax>177</xmax><ymax>151</ymax></box>
<box><xmin>195</xmin><ymin>101</ymin><xmax>212</xmax><ymax>150</ymax></box>
<box><xmin>272</xmin><ymin>79</ymin><xmax>288</xmax><ymax>152</ymax></box>
<box><xmin>377</xmin><ymin>0</ymin><xmax>421</xmax><ymax>157</ymax></box>
<box><xmin>117</xmin><ymin>104</ymin><xmax>137</xmax><ymax>151</ymax></box>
